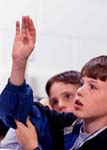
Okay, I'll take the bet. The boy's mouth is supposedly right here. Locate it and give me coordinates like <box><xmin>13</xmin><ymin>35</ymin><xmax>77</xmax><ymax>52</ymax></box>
<box><xmin>74</xmin><ymin>99</ymin><xmax>83</xmax><ymax>109</ymax></box>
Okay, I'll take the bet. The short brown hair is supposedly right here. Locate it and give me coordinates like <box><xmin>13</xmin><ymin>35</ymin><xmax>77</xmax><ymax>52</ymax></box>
<box><xmin>46</xmin><ymin>70</ymin><xmax>81</xmax><ymax>96</ymax></box>
<box><xmin>81</xmin><ymin>55</ymin><xmax>107</xmax><ymax>81</ymax></box>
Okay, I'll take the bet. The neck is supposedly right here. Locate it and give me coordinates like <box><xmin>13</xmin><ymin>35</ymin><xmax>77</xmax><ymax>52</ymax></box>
<box><xmin>82</xmin><ymin>117</ymin><xmax>107</xmax><ymax>134</ymax></box>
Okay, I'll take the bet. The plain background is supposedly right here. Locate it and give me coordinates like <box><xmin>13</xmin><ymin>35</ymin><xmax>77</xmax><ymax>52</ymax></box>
<box><xmin>0</xmin><ymin>0</ymin><xmax>107</xmax><ymax>97</ymax></box>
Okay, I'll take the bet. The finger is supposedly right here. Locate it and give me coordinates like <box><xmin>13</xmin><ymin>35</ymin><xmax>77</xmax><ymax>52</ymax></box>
<box><xmin>26</xmin><ymin>116</ymin><xmax>34</xmax><ymax>128</ymax></box>
<box><xmin>28</xmin><ymin>17</ymin><xmax>36</xmax><ymax>42</ymax></box>
<box><xmin>25</xmin><ymin>16</ymin><xmax>30</xmax><ymax>34</ymax></box>
<box><xmin>22</xmin><ymin>16</ymin><xmax>26</xmax><ymax>35</ymax></box>
<box><xmin>16</xmin><ymin>21</ymin><xmax>20</xmax><ymax>36</ymax></box>
<box><xmin>15</xmin><ymin>120</ymin><xmax>26</xmax><ymax>129</ymax></box>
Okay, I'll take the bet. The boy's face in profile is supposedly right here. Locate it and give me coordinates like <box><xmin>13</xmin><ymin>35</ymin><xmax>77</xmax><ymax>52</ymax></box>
<box><xmin>73</xmin><ymin>76</ymin><xmax>107</xmax><ymax>121</ymax></box>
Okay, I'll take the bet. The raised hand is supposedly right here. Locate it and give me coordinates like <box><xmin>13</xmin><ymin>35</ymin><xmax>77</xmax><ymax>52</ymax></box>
<box><xmin>10</xmin><ymin>16</ymin><xmax>36</xmax><ymax>85</ymax></box>
<box><xmin>12</xmin><ymin>16</ymin><xmax>36</xmax><ymax>62</ymax></box>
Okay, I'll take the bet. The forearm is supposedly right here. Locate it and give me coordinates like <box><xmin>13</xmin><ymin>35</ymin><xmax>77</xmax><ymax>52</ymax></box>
<box><xmin>10</xmin><ymin>60</ymin><xmax>27</xmax><ymax>85</ymax></box>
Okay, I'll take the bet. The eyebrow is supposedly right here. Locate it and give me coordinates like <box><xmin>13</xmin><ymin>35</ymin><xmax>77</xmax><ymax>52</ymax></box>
<box><xmin>82</xmin><ymin>78</ymin><xmax>98</xmax><ymax>84</ymax></box>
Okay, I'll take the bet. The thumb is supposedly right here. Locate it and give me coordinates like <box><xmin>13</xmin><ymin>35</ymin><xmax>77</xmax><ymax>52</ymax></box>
<box><xmin>26</xmin><ymin>116</ymin><xmax>33</xmax><ymax>128</ymax></box>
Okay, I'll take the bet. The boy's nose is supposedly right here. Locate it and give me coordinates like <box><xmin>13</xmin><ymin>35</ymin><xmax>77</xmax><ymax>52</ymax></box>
<box><xmin>58</xmin><ymin>101</ymin><xmax>64</xmax><ymax>107</ymax></box>
<box><xmin>77</xmin><ymin>86</ymin><xmax>83</xmax><ymax>96</ymax></box>
<box><xmin>58</xmin><ymin>101</ymin><xmax>66</xmax><ymax>112</ymax></box>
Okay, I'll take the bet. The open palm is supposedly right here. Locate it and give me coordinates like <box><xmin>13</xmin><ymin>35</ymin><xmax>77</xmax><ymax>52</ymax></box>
<box><xmin>12</xmin><ymin>16</ymin><xmax>36</xmax><ymax>61</ymax></box>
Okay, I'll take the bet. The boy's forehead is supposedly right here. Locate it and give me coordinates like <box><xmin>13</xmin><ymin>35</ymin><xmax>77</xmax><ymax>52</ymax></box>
<box><xmin>81</xmin><ymin>76</ymin><xmax>107</xmax><ymax>84</ymax></box>
<box><xmin>81</xmin><ymin>76</ymin><xmax>96</xmax><ymax>82</ymax></box>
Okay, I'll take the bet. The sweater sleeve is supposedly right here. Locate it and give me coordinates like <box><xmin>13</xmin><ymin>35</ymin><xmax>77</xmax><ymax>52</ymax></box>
<box><xmin>34</xmin><ymin>102</ymin><xmax>76</xmax><ymax>127</ymax></box>
<box><xmin>0</xmin><ymin>80</ymin><xmax>53</xmax><ymax>150</ymax></box>
<box><xmin>0</xmin><ymin>79</ymin><xmax>34</xmax><ymax>129</ymax></box>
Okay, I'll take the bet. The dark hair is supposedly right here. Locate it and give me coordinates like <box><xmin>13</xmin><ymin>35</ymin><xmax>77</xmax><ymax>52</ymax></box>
<box><xmin>46</xmin><ymin>70</ymin><xmax>81</xmax><ymax>96</ymax></box>
<box><xmin>81</xmin><ymin>55</ymin><xmax>107</xmax><ymax>81</ymax></box>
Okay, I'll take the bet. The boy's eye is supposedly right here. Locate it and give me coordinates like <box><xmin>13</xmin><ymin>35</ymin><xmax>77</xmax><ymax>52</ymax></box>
<box><xmin>64</xmin><ymin>94</ymin><xmax>72</xmax><ymax>99</ymax></box>
<box><xmin>80</xmin><ymin>80</ymin><xmax>84</xmax><ymax>86</ymax></box>
<box><xmin>50</xmin><ymin>98</ymin><xmax>58</xmax><ymax>107</ymax></box>
<box><xmin>90</xmin><ymin>84</ymin><xmax>97</xmax><ymax>90</ymax></box>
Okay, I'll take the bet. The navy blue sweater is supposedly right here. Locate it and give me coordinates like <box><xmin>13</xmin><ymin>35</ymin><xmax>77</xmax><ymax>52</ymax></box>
<box><xmin>0</xmin><ymin>80</ymin><xmax>76</xmax><ymax>150</ymax></box>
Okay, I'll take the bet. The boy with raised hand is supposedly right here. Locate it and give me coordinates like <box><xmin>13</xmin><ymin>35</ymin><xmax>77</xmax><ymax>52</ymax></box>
<box><xmin>0</xmin><ymin>16</ymin><xmax>76</xmax><ymax>150</ymax></box>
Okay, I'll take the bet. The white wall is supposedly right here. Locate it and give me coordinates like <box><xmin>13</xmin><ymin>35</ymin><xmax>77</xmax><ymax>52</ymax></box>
<box><xmin>0</xmin><ymin>0</ymin><xmax>107</xmax><ymax>97</ymax></box>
